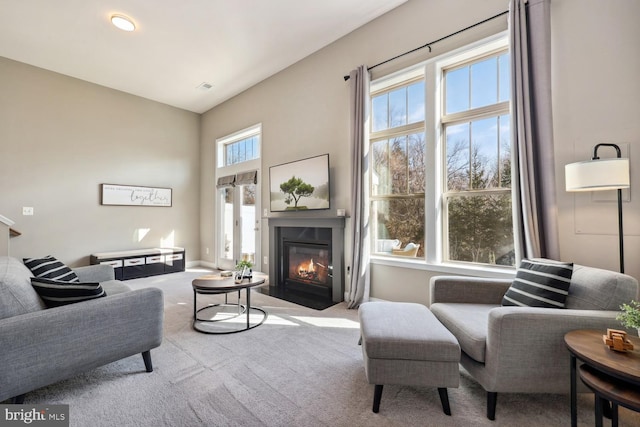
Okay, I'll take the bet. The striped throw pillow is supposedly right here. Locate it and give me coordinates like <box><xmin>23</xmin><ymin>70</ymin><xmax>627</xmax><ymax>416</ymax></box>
<box><xmin>501</xmin><ymin>259</ymin><xmax>573</xmax><ymax>308</ymax></box>
<box><xmin>30</xmin><ymin>277</ymin><xmax>106</xmax><ymax>308</ymax></box>
<box><xmin>24</xmin><ymin>256</ymin><xmax>79</xmax><ymax>282</ymax></box>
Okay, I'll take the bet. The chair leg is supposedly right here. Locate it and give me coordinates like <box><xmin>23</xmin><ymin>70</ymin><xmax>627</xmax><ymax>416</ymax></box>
<box><xmin>11</xmin><ymin>394</ymin><xmax>25</xmax><ymax>404</ymax></box>
<box><xmin>142</xmin><ymin>350</ymin><xmax>153</xmax><ymax>373</ymax></box>
<box><xmin>438</xmin><ymin>388</ymin><xmax>451</xmax><ymax>415</ymax></box>
<box><xmin>487</xmin><ymin>392</ymin><xmax>497</xmax><ymax>420</ymax></box>
<box><xmin>372</xmin><ymin>384</ymin><xmax>383</xmax><ymax>413</ymax></box>
<box><xmin>611</xmin><ymin>402</ymin><xmax>618</xmax><ymax>427</ymax></box>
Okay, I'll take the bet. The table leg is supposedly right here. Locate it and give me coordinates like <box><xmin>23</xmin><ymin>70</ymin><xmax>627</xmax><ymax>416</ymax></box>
<box><xmin>193</xmin><ymin>290</ymin><xmax>197</xmax><ymax>320</ymax></box>
<box><xmin>246</xmin><ymin>288</ymin><xmax>251</xmax><ymax>329</ymax></box>
<box><xmin>595</xmin><ymin>395</ymin><xmax>603</xmax><ymax>427</ymax></box>
<box><xmin>570</xmin><ymin>353</ymin><xmax>577</xmax><ymax>427</ymax></box>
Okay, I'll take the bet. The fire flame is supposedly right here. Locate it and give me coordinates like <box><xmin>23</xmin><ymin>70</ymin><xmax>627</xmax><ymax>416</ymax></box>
<box><xmin>299</xmin><ymin>258</ymin><xmax>315</xmax><ymax>275</ymax></box>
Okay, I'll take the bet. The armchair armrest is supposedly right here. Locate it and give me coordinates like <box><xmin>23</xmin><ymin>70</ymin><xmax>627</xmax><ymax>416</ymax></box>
<box><xmin>73</xmin><ymin>264</ymin><xmax>115</xmax><ymax>282</ymax></box>
<box><xmin>480</xmin><ymin>307</ymin><xmax>625</xmax><ymax>393</ymax></box>
<box><xmin>430</xmin><ymin>276</ymin><xmax>512</xmax><ymax>305</ymax></box>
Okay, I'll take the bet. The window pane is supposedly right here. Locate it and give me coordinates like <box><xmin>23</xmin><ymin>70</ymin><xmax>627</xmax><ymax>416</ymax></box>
<box><xmin>471</xmin><ymin>57</ymin><xmax>497</xmax><ymax>109</ymax></box>
<box><xmin>407</xmin><ymin>81</ymin><xmax>425</xmax><ymax>125</ymax></box>
<box><xmin>446</xmin><ymin>122</ymin><xmax>470</xmax><ymax>191</ymax></box>
<box><xmin>389</xmin><ymin>87</ymin><xmax>407</xmax><ymax>127</ymax></box>
<box><xmin>222</xmin><ymin>188</ymin><xmax>234</xmax><ymax>260</ymax></box>
<box><xmin>471</xmin><ymin>117</ymin><xmax>498</xmax><ymax>189</ymax></box>
<box><xmin>372</xmin><ymin>94</ymin><xmax>388</xmax><ymax>132</ymax></box>
<box><xmin>499</xmin><ymin>53</ymin><xmax>510</xmax><ymax>103</ymax></box>
<box><xmin>224</xmin><ymin>136</ymin><xmax>260</xmax><ymax>166</ymax></box>
<box><xmin>390</xmin><ymin>136</ymin><xmax>408</xmax><ymax>193</ymax></box>
<box><xmin>372</xmin><ymin>198</ymin><xmax>425</xmax><ymax>257</ymax></box>
<box><xmin>447</xmin><ymin>194</ymin><xmax>514</xmax><ymax>265</ymax></box>
<box><xmin>445</xmin><ymin>67</ymin><xmax>469</xmax><ymax>114</ymax></box>
<box><xmin>372</xmin><ymin>140</ymin><xmax>390</xmax><ymax>195</ymax></box>
<box><xmin>499</xmin><ymin>114</ymin><xmax>511</xmax><ymax>187</ymax></box>
<box><xmin>408</xmin><ymin>132</ymin><xmax>425</xmax><ymax>193</ymax></box>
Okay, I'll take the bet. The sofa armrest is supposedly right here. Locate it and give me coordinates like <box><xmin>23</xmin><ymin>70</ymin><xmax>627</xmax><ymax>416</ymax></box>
<box><xmin>0</xmin><ymin>287</ymin><xmax>163</xmax><ymax>401</ymax></box>
<box><xmin>73</xmin><ymin>264</ymin><xmax>115</xmax><ymax>282</ymax></box>
<box><xmin>430</xmin><ymin>276</ymin><xmax>512</xmax><ymax>305</ymax></box>
<box><xmin>480</xmin><ymin>307</ymin><xmax>625</xmax><ymax>393</ymax></box>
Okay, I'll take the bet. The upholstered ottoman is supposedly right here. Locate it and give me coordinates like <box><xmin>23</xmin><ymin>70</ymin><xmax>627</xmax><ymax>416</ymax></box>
<box><xmin>358</xmin><ymin>302</ymin><xmax>461</xmax><ymax>415</ymax></box>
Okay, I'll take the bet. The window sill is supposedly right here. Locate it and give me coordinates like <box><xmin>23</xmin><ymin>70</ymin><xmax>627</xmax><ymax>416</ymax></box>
<box><xmin>370</xmin><ymin>255</ymin><xmax>516</xmax><ymax>279</ymax></box>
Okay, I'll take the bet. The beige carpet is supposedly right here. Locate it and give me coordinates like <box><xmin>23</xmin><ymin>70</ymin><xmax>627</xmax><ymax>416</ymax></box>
<box><xmin>11</xmin><ymin>269</ymin><xmax>640</xmax><ymax>426</ymax></box>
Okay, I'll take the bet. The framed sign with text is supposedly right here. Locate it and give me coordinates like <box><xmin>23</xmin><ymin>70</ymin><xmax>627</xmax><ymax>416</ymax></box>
<box><xmin>100</xmin><ymin>184</ymin><xmax>172</xmax><ymax>207</ymax></box>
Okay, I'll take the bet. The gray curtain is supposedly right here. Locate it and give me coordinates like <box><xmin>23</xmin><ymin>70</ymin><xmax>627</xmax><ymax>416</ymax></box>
<box><xmin>509</xmin><ymin>0</ymin><xmax>560</xmax><ymax>260</ymax></box>
<box><xmin>347</xmin><ymin>65</ymin><xmax>370</xmax><ymax>309</ymax></box>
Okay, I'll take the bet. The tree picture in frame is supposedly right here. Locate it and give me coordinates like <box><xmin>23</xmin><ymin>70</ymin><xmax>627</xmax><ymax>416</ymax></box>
<box><xmin>269</xmin><ymin>154</ymin><xmax>330</xmax><ymax>212</ymax></box>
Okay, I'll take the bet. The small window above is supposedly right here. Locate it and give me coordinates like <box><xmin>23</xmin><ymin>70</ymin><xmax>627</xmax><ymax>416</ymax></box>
<box><xmin>217</xmin><ymin>124</ymin><xmax>261</xmax><ymax>167</ymax></box>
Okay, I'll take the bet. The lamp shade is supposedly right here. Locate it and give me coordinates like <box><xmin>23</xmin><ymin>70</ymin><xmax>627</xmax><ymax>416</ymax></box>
<box><xmin>565</xmin><ymin>158</ymin><xmax>630</xmax><ymax>192</ymax></box>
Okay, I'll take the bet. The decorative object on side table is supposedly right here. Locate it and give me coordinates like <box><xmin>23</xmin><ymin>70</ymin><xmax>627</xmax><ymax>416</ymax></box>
<box><xmin>234</xmin><ymin>260</ymin><xmax>253</xmax><ymax>283</ymax></box>
<box><xmin>616</xmin><ymin>299</ymin><xmax>640</xmax><ymax>337</ymax></box>
<box><xmin>602</xmin><ymin>328</ymin><xmax>634</xmax><ymax>352</ymax></box>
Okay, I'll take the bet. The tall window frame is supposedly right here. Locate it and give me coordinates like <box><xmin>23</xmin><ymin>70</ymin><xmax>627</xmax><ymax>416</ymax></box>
<box><xmin>368</xmin><ymin>33</ymin><xmax>514</xmax><ymax>270</ymax></box>
<box><xmin>215</xmin><ymin>124</ymin><xmax>262</xmax><ymax>270</ymax></box>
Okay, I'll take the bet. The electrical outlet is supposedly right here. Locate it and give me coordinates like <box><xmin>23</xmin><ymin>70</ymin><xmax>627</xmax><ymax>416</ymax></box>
<box><xmin>263</xmin><ymin>208</ymin><xmax>268</xmax><ymax>216</ymax></box>
<box><xmin>22</xmin><ymin>207</ymin><xmax>34</xmax><ymax>216</ymax></box>
<box><xmin>263</xmin><ymin>256</ymin><xmax>268</xmax><ymax>265</ymax></box>
<box><xmin>205</xmin><ymin>247</ymin><xmax>209</xmax><ymax>255</ymax></box>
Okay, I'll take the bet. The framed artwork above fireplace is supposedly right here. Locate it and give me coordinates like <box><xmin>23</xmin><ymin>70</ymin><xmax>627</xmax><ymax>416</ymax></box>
<box><xmin>269</xmin><ymin>154</ymin><xmax>330</xmax><ymax>212</ymax></box>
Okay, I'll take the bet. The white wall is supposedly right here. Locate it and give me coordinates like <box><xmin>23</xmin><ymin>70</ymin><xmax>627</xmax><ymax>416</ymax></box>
<box><xmin>552</xmin><ymin>0</ymin><xmax>640</xmax><ymax>280</ymax></box>
<box><xmin>0</xmin><ymin>57</ymin><xmax>201</xmax><ymax>266</ymax></box>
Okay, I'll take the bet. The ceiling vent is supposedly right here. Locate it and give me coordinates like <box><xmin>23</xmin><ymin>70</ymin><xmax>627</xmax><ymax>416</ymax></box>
<box><xmin>196</xmin><ymin>82</ymin><xmax>213</xmax><ymax>91</ymax></box>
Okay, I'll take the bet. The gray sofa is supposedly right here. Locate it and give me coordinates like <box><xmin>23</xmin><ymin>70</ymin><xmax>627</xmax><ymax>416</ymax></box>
<box><xmin>429</xmin><ymin>262</ymin><xmax>639</xmax><ymax>420</ymax></box>
<box><xmin>0</xmin><ymin>256</ymin><xmax>164</xmax><ymax>403</ymax></box>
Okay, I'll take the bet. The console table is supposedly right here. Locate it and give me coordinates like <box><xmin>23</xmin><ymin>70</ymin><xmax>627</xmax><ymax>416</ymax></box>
<box><xmin>90</xmin><ymin>247</ymin><xmax>185</xmax><ymax>280</ymax></box>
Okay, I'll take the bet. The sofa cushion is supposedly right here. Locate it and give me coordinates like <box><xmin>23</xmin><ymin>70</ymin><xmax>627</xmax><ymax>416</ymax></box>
<box><xmin>430</xmin><ymin>303</ymin><xmax>493</xmax><ymax>363</ymax></box>
<box><xmin>31</xmin><ymin>277</ymin><xmax>106</xmax><ymax>307</ymax></box>
<box><xmin>0</xmin><ymin>257</ymin><xmax>46</xmax><ymax>319</ymax></box>
<box><xmin>23</xmin><ymin>256</ymin><xmax>79</xmax><ymax>282</ymax></box>
<box><xmin>502</xmin><ymin>259</ymin><xmax>573</xmax><ymax>308</ymax></box>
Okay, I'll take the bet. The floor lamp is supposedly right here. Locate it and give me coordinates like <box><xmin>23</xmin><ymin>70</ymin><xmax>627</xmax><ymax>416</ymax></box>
<box><xmin>565</xmin><ymin>143</ymin><xmax>630</xmax><ymax>273</ymax></box>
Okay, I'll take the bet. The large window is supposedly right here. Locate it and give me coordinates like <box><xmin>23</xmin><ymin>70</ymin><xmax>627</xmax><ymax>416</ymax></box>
<box><xmin>369</xmin><ymin>35</ymin><xmax>514</xmax><ymax>267</ymax></box>
<box><xmin>370</xmin><ymin>78</ymin><xmax>426</xmax><ymax>258</ymax></box>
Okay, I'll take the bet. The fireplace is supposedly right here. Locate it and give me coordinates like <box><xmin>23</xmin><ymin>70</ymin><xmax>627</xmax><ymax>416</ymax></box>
<box><xmin>266</xmin><ymin>217</ymin><xmax>345</xmax><ymax>310</ymax></box>
<box><xmin>283</xmin><ymin>239</ymin><xmax>331</xmax><ymax>298</ymax></box>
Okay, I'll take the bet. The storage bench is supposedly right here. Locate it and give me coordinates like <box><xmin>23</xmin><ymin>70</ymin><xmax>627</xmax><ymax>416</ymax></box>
<box><xmin>90</xmin><ymin>247</ymin><xmax>185</xmax><ymax>280</ymax></box>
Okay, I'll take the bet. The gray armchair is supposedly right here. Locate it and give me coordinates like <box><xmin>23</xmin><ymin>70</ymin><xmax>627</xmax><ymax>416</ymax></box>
<box><xmin>429</xmin><ymin>262</ymin><xmax>638</xmax><ymax>420</ymax></box>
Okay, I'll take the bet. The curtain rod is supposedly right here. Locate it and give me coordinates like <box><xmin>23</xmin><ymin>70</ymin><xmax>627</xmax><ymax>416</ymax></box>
<box><xmin>343</xmin><ymin>10</ymin><xmax>509</xmax><ymax>81</ymax></box>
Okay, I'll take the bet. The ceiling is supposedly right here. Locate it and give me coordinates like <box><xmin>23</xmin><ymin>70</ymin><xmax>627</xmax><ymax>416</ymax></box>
<box><xmin>0</xmin><ymin>0</ymin><xmax>407</xmax><ymax>114</ymax></box>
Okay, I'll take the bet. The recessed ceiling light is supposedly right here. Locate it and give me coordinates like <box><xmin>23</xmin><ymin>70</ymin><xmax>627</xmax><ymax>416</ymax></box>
<box><xmin>110</xmin><ymin>14</ymin><xmax>136</xmax><ymax>32</ymax></box>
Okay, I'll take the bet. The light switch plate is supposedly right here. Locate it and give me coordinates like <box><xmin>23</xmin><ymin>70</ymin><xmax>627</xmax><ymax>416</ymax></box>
<box><xmin>22</xmin><ymin>207</ymin><xmax>34</xmax><ymax>216</ymax></box>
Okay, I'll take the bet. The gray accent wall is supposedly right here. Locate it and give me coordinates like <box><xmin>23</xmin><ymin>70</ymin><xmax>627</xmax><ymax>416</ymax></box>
<box><xmin>0</xmin><ymin>57</ymin><xmax>201</xmax><ymax>266</ymax></box>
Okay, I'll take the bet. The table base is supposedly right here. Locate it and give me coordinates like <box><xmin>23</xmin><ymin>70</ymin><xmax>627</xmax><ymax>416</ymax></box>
<box><xmin>193</xmin><ymin>289</ymin><xmax>268</xmax><ymax>334</ymax></box>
